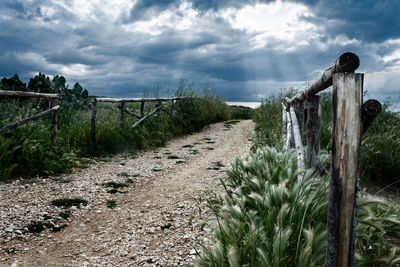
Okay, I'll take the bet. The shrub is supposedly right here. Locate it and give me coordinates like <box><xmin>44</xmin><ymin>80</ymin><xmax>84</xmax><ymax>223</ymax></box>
<box><xmin>253</xmin><ymin>91</ymin><xmax>400</xmax><ymax>187</ymax></box>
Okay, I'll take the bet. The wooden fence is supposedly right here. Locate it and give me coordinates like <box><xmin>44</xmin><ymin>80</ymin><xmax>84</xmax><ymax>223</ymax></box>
<box><xmin>0</xmin><ymin>90</ymin><xmax>60</xmax><ymax>144</ymax></box>
<box><xmin>282</xmin><ymin>52</ymin><xmax>382</xmax><ymax>267</ymax></box>
<box><xmin>90</xmin><ymin>96</ymin><xmax>185</xmax><ymax>143</ymax></box>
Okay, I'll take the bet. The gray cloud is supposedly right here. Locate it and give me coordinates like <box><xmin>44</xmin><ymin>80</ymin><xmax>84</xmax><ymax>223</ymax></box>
<box><xmin>0</xmin><ymin>0</ymin><xmax>399</xmax><ymax>103</ymax></box>
<box><xmin>299</xmin><ymin>0</ymin><xmax>400</xmax><ymax>42</ymax></box>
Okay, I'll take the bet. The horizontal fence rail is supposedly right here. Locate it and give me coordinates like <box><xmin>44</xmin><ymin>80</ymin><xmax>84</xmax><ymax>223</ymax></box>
<box><xmin>0</xmin><ymin>90</ymin><xmax>58</xmax><ymax>99</ymax></box>
<box><xmin>281</xmin><ymin>52</ymin><xmax>382</xmax><ymax>267</ymax></box>
<box><xmin>90</xmin><ymin>96</ymin><xmax>188</xmax><ymax>143</ymax></box>
<box><xmin>95</xmin><ymin>97</ymin><xmax>185</xmax><ymax>103</ymax></box>
<box><xmin>286</xmin><ymin>52</ymin><xmax>360</xmax><ymax>106</ymax></box>
<box><xmin>0</xmin><ymin>90</ymin><xmax>59</xmax><ymax>143</ymax></box>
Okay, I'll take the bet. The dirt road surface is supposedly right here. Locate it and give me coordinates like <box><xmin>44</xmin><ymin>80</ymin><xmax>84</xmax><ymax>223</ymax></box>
<box><xmin>0</xmin><ymin>120</ymin><xmax>254</xmax><ymax>266</ymax></box>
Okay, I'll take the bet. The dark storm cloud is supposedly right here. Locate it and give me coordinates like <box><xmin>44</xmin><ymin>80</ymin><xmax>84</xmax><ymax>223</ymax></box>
<box><xmin>299</xmin><ymin>0</ymin><xmax>400</xmax><ymax>42</ymax></box>
<box><xmin>0</xmin><ymin>0</ymin><xmax>399</xmax><ymax>102</ymax></box>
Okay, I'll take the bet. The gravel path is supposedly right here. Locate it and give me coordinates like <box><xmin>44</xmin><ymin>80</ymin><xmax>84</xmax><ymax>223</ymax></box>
<box><xmin>0</xmin><ymin>120</ymin><xmax>254</xmax><ymax>267</ymax></box>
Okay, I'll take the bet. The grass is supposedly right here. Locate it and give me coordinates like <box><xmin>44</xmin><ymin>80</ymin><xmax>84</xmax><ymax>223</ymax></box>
<box><xmin>182</xmin><ymin>144</ymin><xmax>194</xmax><ymax>148</ymax></box>
<box><xmin>58</xmin><ymin>210</ymin><xmax>72</xmax><ymax>219</ymax></box>
<box><xmin>223</xmin><ymin>120</ymin><xmax>240</xmax><ymax>130</ymax></box>
<box><xmin>229</xmin><ymin>106</ymin><xmax>255</xmax><ymax>120</ymax></box>
<box><xmin>102</xmin><ymin>181</ymin><xmax>129</xmax><ymax>189</ymax></box>
<box><xmin>106</xmin><ymin>200</ymin><xmax>117</xmax><ymax>209</ymax></box>
<box><xmin>190</xmin><ymin>149</ymin><xmax>199</xmax><ymax>155</ymax></box>
<box><xmin>0</xmin><ymin>82</ymin><xmax>232</xmax><ymax>181</ymax></box>
<box><xmin>199</xmin><ymin>91</ymin><xmax>400</xmax><ymax>266</ymax></box>
<box><xmin>253</xmin><ymin>92</ymin><xmax>400</xmax><ymax>187</ymax></box>
<box><xmin>50</xmin><ymin>197</ymin><xmax>88</xmax><ymax>208</ymax></box>
<box><xmin>26</xmin><ymin>221</ymin><xmax>45</xmax><ymax>234</ymax></box>
<box><xmin>198</xmin><ymin>147</ymin><xmax>400</xmax><ymax>266</ymax></box>
<box><xmin>207</xmin><ymin>161</ymin><xmax>225</xmax><ymax>171</ymax></box>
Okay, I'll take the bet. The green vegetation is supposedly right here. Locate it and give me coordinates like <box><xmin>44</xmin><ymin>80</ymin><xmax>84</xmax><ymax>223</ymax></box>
<box><xmin>229</xmin><ymin>106</ymin><xmax>255</xmax><ymax>120</ymax></box>
<box><xmin>199</xmin><ymin>147</ymin><xmax>400</xmax><ymax>266</ymax></box>
<box><xmin>199</xmin><ymin>91</ymin><xmax>400</xmax><ymax>266</ymax></box>
<box><xmin>106</xmin><ymin>200</ymin><xmax>117</xmax><ymax>209</ymax></box>
<box><xmin>253</xmin><ymin>92</ymin><xmax>400</xmax><ymax>187</ymax></box>
<box><xmin>361</xmin><ymin>105</ymin><xmax>400</xmax><ymax>186</ymax></box>
<box><xmin>58</xmin><ymin>210</ymin><xmax>72</xmax><ymax>219</ymax></box>
<box><xmin>0</xmin><ymin>75</ymin><xmax>240</xmax><ymax>181</ymax></box>
<box><xmin>102</xmin><ymin>181</ymin><xmax>129</xmax><ymax>189</ymax></box>
<box><xmin>26</xmin><ymin>220</ymin><xmax>45</xmax><ymax>234</ymax></box>
<box><xmin>50</xmin><ymin>197</ymin><xmax>88</xmax><ymax>208</ymax></box>
<box><xmin>167</xmin><ymin>155</ymin><xmax>180</xmax><ymax>159</ymax></box>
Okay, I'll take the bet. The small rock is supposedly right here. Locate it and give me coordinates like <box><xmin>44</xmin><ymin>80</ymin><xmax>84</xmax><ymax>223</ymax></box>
<box><xmin>14</xmin><ymin>230</ymin><xmax>22</xmax><ymax>235</ymax></box>
<box><xmin>5</xmin><ymin>226</ymin><xmax>15</xmax><ymax>233</ymax></box>
<box><xmin>189</xmin><ymin>249</ymin><xmax>197</xmax><ymax>255</ymax></box>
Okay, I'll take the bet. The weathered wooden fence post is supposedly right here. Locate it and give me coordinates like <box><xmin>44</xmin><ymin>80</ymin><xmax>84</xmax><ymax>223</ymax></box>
<box><xmin>325</xmin><ymin>73</ymin><xmax>363</xmax><ymax>267</ymax></box>
<box><xmin>282</xmin><ymin>103</ymin><xmax>287</xmax><ymax>144</ymax></box>
<box><xmin>306</xmin><ymin>95</ymin><xmax>320</xmax><ymax>168</ymax></box>
<box><xmin>91</xmin><ymin>99</ymin><xmax>97</xmax><ymax>144</ymax></box>
<box><xmin>294</xmin><ymin>101</ymin><xmax>305</xmax><ymax>138</ymax></box>
<box><xmin>51</xmin><ymin>97</ymin><xmax>58</xmax><ymax>145</ymax></box>
<box><xmin>289</xmin><ymin>105</ymin><xmax>305</xmax><ymax>174</ymax></box>
<box><xmin>157</xmin><ymin>100</ymin><xmax>162</xmax><ymax>115</ymax></box>
<box><xmin>140</xmin><ymin>101</ymin><xmax>145</xmax><ymax>117</ymax></box>
<box><xmin>120</xmin><ymin>102</ymin><xmax>125</xmax><ymax>125</ymax></box>
<box><xmin>285</xmin><ymin>107</ymin><xmax>293</xmax><ymax>152</ymax></box>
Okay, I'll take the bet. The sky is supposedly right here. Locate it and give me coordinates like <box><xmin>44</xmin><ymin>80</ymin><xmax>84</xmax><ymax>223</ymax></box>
<box><xmin>0</xmin><ymin>0</ymin><xmax>400</xmax><ymax>103</ymax></box>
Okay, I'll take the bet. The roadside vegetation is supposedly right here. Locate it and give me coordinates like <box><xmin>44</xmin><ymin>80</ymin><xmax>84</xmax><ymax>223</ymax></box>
<box><xmin>199</xmin><ymin>90</ymin><xmax>400</xmax><ymax>266</ymax></box>
<box><xmin>0</xmin><ymin>75</ymin><xmax>251</xmax><ymax>181</ymax></box>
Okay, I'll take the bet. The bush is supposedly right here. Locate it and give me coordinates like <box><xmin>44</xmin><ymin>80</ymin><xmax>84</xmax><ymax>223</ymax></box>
<box><xmin>230</xmin><ymin>106</ymin><xmax>255</xmax><ymax>120</ymax></box>
<box><xmin>253</xmin><ymin>97</ymin><xmax>284</xmax><ymax>150</ymax></box>
<box><xmin>361</xmin><ymin>106</ymin><xmax>400</xmax><ymax>185</ymax></box>
<box><xmin>253</xmin><ymin>91</ymin><xmax>400</xmax><ymax>187</ymax></box>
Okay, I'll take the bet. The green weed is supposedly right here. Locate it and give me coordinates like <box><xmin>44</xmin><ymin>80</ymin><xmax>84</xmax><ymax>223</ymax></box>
<box><xmin>190</xmin><ymin>150</ymin><xmax>199</xmax><ymax>155</ymax></box>
<box><xmin>182</xmin><ymin>144</ymin><xmax>194</xmax><ymax>148</ymax></box>
<box><xmin>106</xmin><ymin>200</ymin><xmax>117</xmax><ymax>209</ymax></box>
<box><xmin>26</xmin><ymin>221</ymin><xmax>45</xmax><ymax>234</ymax></box>
<box><xmin>102</xmin><ymin>181</ymin><xmax>129</xmax><ymax>189</ymax></box>
<box><xmin>51</xmin><ymin>198</ymin><xmax>88</xmax><ymax>208</ymax></box>
<box><xmin>58</xmin><ymin>210</ymin><xmax>71</xmax><ymax>219</ymax></box>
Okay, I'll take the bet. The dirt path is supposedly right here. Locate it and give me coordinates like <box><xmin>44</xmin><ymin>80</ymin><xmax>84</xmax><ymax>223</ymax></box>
<box><xmin>0</xmin><ymin>120</ymin><xmax>254</xmax><ymax>266</ymax></box>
